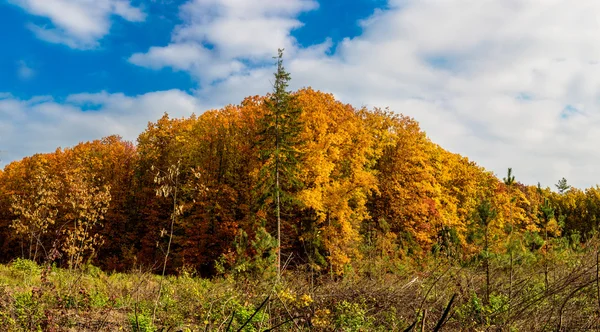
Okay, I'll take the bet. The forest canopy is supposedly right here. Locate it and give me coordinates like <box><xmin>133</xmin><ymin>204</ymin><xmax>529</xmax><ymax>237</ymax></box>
<box><xmin>0</xmin><ymin>85</ymin><xmax>596</xmax><ymax>277</ymax></box>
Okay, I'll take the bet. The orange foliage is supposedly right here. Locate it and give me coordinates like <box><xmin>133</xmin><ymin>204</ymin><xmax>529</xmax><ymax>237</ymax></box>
<box><xmin>1</xmin><ymin>88</ymin><xmax>596</xmax><ymax>275</ymax></box>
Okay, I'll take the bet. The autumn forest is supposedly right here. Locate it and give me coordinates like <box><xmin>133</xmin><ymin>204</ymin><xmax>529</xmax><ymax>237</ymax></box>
<box><xmin>3</xmin><ymin>53</ymin><xmax>600</xmax><ymax>330</ymax></box>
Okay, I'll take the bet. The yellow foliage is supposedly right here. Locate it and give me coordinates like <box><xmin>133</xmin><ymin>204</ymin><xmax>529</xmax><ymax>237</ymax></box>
<box><xmin>295</xmin><ymin>88</ymin><xmax>378</xmax><ymax>273</ymax></box>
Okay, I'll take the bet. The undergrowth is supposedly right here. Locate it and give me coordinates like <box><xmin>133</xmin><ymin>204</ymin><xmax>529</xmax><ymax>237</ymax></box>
<box><xmin>2</xmin><ymin>238</ymin><xmax>600</xmax><ymax>331</ymax></box>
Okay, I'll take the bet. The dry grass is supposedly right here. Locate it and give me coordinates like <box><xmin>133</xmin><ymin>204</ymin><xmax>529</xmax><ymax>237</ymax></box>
<box><xmin>2</xmin><ymin>240</ymin><xmax>600</xmax><ymax>331</ymax></box>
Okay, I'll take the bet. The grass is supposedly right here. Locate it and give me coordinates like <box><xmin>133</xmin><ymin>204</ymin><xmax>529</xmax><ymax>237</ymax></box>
<box><xmin>2</xmin><ymin>240</ymin><xmax>600</xmax><ymax>331</ymax></box>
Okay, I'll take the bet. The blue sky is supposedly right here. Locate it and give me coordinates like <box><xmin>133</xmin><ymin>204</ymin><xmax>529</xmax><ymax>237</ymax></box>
<box><xmin>2</xmin><ymin>0</ymin><xmax>600</xmax><ymax>189</ymax></box>
<box><xmin>0</xmin><ymin>0</ymin><xmax>183</xmax><ymax>98</ymax></box>
<box><xmin>0</xmin><ymin>0</ymin><xmax>384</xmax><ymax>98</ymax></box>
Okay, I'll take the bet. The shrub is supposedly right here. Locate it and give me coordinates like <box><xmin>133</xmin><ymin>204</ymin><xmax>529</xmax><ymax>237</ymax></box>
<box><xmin>334</xmin><ymin>300</ymin><xmax>373</xmax><ymax>331</ymax></box>
<box><xmin>129</xmin><ymin>310</ymin><xmax>156</xmax><ymax>332</ymax></box>
<box><xmin>11</xmin><ymin>258</ymin><xmax>40</xmax><ymax>276</ymax></box>
<box><xmin>13</xmin><ymin>290</ymin><xmax>46</xmax><ymax>330</ymax></box>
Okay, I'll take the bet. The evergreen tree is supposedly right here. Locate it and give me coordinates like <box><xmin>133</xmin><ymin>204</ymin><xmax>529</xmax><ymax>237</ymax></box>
<box><xmin>556</xmin><ymin>177</ymin><xmax>571</xmax><ymax>194</ymax></box>
<box><xmin>503</xmin><ymin>167</ymin><xmax>516</xmax><ymax>321</ymax></box>
<box><xmin>256</xmin><ymin>49</ymin><xmax>304</xmax><ymax>280</ymax></box>
<box><xmin>503</xmin><ymin>168</ymin><xmax>516</xmax><ymax>233</ymax></box>
<box><xmin>537</xmin><ymin>182</ymin><xmax>556</xmax><ymax>292</ymax></box>
<box><xmin>476</xmin><ymin>197</ymin><xmax>497</xmax><ymax>305</ymax></box>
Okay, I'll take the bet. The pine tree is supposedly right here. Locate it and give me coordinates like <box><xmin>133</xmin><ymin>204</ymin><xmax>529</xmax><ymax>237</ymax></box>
<box><xmin>537</xmin><ymin>183</ymin><xmax>555</xmax><ymax>293</ymax></box>
<box><xmin>476</xmin><ymin>197</ymin><xmax>497</xmax><ymax>305</ymax></box>
<box><xmin>556</xmin><ymin>177</ymin><xmax>571</xmax><ymax>194</ymax></box>
<box><xmin>503</xmin><ymin>168</ymin><xmax>516</xmax><ymax>323</ymax></box>
<box><xmin>256</xmin><ymin>49</ymin><xmax>303</xmax><ymax>280</ymax></box>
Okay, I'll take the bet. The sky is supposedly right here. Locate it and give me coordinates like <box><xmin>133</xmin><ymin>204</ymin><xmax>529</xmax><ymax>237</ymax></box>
<box><xmin>1</xmin><ymin>0</ymin><xmax>600</xmax><ymax>189</ymax></box>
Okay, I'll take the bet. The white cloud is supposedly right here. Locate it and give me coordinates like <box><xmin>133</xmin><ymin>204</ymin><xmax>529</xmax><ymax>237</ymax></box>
<box><xmin>8</xmin><ymin>0</ymin><xmax>145</xmax><ymax>49</ymax></box>
<box><xmin>129</xmin><ymin>0</ymin><xmax>317</xmax><ymax>82</ymax></box>
<box><xmin>129</xmin><ymin>42</ymin><xmax>246</xmax><ymax>83</ymax></box>
<box><xmin>0</xmin><ymin>90</ymin><xmax>202</xmax><ymax>166</ymax></box>
<box><xmin>129</xmin><ymin>0</ymin><xmax>600</xmax><ymax>188</ymax></box>
<box><xmin>17</xmin><ymin>60</ymin><xmax>35</xmax><ymax>80</ymax></box>
<box><xmin>7</xmin><ymin>0</ymin><xmax>600</xmax><ymax>189</ymax></box>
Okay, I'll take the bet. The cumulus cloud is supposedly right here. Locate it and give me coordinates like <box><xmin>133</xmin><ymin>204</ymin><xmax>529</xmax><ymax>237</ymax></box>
<box><xmin>182</xmin><ymin>0</ymin><xmax>600</xmax><ymax>188</ymax></box>
<box><xmin>323</xmin><ymin>0</ymin><xmax>600</xmax><ymax>189</ymax></box>
<box><xmin>128</xmin><ymin>0</ymin><xmax>318</xmax><ymax>83</ymax></box>
<box><xmin>0</xmin><ymin>90</ymin><xmax>202</xmax><ymax>166</ymax></box>
<box><xmin>8</xmin><ymin>0</ymin><xmax>145</xmax><ymax>49</ymax></box>
<box><xmin>6</xmin><ymin>0</ymin><xmax>600</xmax><ymax>189</ymax></box>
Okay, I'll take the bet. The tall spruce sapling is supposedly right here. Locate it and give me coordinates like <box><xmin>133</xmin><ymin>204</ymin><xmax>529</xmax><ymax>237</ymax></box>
<box><xmin>476</xmin><ymin>197</ymin><xmax>497</xmax><ymax>305</ymax></box>
<box><xmin>256</xmin><ymin>48</ymin><xmax>304</xmax><ymax>280</ymax></box>
<box><xmin>503</xmin><ymin>167</ymin><xmax>516</xmax><ymax>323</ymax></box>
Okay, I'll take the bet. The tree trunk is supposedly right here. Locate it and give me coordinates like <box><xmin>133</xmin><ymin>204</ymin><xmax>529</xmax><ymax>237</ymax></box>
<box><xmin>508</xmin><ymin>203</ymin><xmax>513</xmax><ymax>324</ymax></box>
<box><xmin>596</xmin><ymin>243</ymin><xmax>599</xmax><ymax>312</ymax></box>
<box><xmin>485</xmin><ymin>225</ymin><xmax>490</xmax><ymax>305</ymax></box>
<box><xmin>544</xmin><ymin>227</ymin><xmax>549</xmax><ymax>293</ymax></box>
<box><xmin>275</xmin><ymin>94</ymin><xmax>281</xmax><ymax>281</ymax></box>
<box><xmin>276</xmin><ymin>164</ymin><xmax>281</xmax><ymax>281</ymax></box>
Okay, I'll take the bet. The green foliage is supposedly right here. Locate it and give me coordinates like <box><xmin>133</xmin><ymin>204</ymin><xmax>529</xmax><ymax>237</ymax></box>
<box><xmin>476</xmin><ymin>198</ymin><xmax>497</xmax><ymax>229</ymax></box>
<box><xmin>524</xmin><ymin>231</ymin><xmax>544</xmax><ymax>252</ymax></box>
<box><xmin>228</xmin><ymin>298</ymin><xmax>270</xmax><ymax>332</ymax></box>
<box><xmin>256</xmin><ymin>48</ymin><xmax>304</xmax><ymax>206</ymax></box>
<box><xmin>129</xmin><ymin>310</ymin><xmax>157</xmax><ymax>332</ymax></box>
<box><xmin>13</xmin><ymin>290</ymin><xmax>45</xmax><ymax>331</ymax></box>
<box><xmin>83</xmin><ymin>264</ymin><xmax>104</xmax><ymax>278</ymax></box>
<box><xmin>89</xmin><ymin>290</ymin><xmax>109</xmax><ymax>308</ymax></box>
<box><xmin>216</xmin><ymin>226</ymin><xmax>277</xmax><ymax>279</ymax></box>
<box><xmin>11</xmin><ymin>258</ymin><xmax>40</xmax><ymax>275</ymax></box>
<box><xmin>255</xmin><ymin>48</ymin><xmax>304</xmax><ymax>278</ymax></box>
<box><xmin>334</xmin><ymin>300</ymin><xmax>374</xmax><ymax>331</ymax></box>
<box><xmin>0</xmin><ymin>311</ymin><xmax>16</xmax><ymax>331</ymax></box>
<box><xmin>455</xmin><ymin>292</ymin><xmax>508</xmax><ymax>327</ymax></box>
<box><xmin>57</xmin><ymin>289</ymin><xmax>91</xmax><ymax>310</ymax></box>
<box><xmin>538</xmin><ymin>196</ymin><xmax>555</xmax><ymax>229</ymax></box>
<box><xmin>0</xmin><ymin>247</ymin><xmax>600</xmax><ymax>331</ymax></box>
<box><xmin>568</xmin><ymin>231</ymin><xmax>583</xmax><ymax>251</ymax></box>
<box><xmin>556</xmin><ymin>177</ymin><xmax>571</xmax><ymax>194</ymax></box>
<box><xmin>433</xmin><ymin>226</ymin><xmax>461</xmax><ymax>259</ymax></box>
<box><xmin>503</xmin><ymin>168</ymin><xmax>515</xmax><ymax>187</ymax></box>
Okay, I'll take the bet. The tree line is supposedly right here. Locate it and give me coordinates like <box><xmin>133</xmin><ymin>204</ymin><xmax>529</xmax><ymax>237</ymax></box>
<box><xmin>1</xmin><ymin>52</ymin><xmax>599</xmax><ymax>278</ymax></box>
